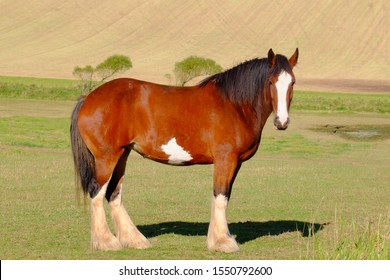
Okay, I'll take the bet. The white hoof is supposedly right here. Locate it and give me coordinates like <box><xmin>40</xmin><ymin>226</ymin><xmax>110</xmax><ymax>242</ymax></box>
<box><xmin>92</xmin><ymin>233</ymin><xmax>122</xmax><ymax>251</ymax></box>
<box><xmin>207</xmin><ymin>234</ymin><xmax>240</xmax><ymax>253</ymax></box>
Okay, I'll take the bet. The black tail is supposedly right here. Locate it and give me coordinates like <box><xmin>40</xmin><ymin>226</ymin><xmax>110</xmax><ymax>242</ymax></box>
<box><xmin>70</xmin><ymin>97</ymin><xmax>99</xmax><ymax>200</ymax></box>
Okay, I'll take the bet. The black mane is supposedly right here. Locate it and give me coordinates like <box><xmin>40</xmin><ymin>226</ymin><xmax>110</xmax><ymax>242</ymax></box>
<box><xmin>199</xmin><ymin>54</ymin><xmax>292</xmax><ymax>105</ymax></box>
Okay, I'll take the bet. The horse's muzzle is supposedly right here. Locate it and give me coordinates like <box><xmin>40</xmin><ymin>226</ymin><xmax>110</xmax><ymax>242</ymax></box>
<box><xmin>274</xmin><ymin>116</ymin><xmax>290</xmax><ymax>130</ymax></box>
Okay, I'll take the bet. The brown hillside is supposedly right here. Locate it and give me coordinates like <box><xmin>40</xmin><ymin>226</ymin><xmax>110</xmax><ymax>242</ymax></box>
<box><xmin>0</xmin><ymin>0</ymin><xmax>389</xmax><ymax>92</ymax></box>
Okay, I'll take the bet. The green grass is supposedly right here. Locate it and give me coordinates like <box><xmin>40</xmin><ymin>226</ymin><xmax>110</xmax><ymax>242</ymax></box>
<box><xmin>292</xmin><ymin>91</ymin><xmax>390</xmax><ymax>114</ymax></box>
<box><xmin>302</xmin><ymin>214</ymin><xmax>390</xmax><ymax>259</ymax></box>
<box><xmin>0</xmin><ymin>76</ymin><xmax>79</xmax><ymax>100</ymax></box>
<box><xmin>0</xmin><ymin>77</ymin><xmax>389</xmax><ymax>259</ymax></box>
<box><xmin>0</xmin><ymin>76</ymin><xmax>77</xmax><ymax>87</ymax></box>
<box><xmin>0</xmin><ymin>82</ymin><xmax>79</xmax><ymax>100</ymax></box>
<box><xmin>0</xmin><ymin>116</ymin><xmax>70</xmax><ymax>148</ymax></box>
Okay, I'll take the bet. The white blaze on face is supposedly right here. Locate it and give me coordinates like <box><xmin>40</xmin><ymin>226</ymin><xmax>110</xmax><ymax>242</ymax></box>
<box><xmin>161</xmin><ymin>137</ymin><xmax>193</xmax><ymax>164</ymax></box>
<box><xmin>275</xmin><ymin>71</ymin><xmax>292</xmax><ymax>125</ymax></box>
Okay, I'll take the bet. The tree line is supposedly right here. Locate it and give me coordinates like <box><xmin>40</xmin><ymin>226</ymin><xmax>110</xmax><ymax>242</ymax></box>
<box><xmin>73</xmin><ymin>54</ymin><xmax>222</xmax><ymax>94</ymax></box>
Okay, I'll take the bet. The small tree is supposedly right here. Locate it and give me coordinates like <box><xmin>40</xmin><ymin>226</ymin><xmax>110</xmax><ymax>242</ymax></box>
<box><xmin>73</xmin><ymin>55</ymin><xmax>132</xmax><ymax>94</ymax></box>
<box><xmin>173</xmin><ymin>56</ymin><xmax>223</xmax><ymax>86</ymax></box>
<box><xmin>72</xmin><ymin>65</ymin><xmax>95</xmax><ymax>95</ymax></box>
<box><xmin>95</xmin><ymin>55</ymin><xmax>132</xmax><ymax>83</ymax></box>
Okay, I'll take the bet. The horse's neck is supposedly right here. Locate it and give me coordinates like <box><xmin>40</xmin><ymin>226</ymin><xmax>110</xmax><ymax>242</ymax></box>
<box><xmin>255</xmin><ymin>90</ymin><xmax>273</xmax><ymax>130</ymax></box>
<box><xmin>238</xmin><ymin>93</ymin><xmax>272</xmax><ymax>142</ymax></box>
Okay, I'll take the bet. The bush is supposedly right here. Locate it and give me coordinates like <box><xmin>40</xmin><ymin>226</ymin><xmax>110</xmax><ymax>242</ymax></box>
<box><xmin>173</xmin><ymin>56</ymin><xmax>222</xmax><ymax>86</ymax></box>
<box><xmin>73</xmin><ymin>55</ymin><xmax>132</xmax><ymax>94</ymax></box>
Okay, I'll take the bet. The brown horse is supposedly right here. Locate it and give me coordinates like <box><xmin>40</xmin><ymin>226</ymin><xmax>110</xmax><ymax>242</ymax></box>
<box><xmin>70</xmin><ymin>48</ymin><xmax>299</xmax><ymax>253</ymax></box>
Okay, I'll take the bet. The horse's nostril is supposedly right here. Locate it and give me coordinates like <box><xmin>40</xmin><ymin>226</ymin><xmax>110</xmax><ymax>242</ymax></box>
<box><xmin>274</xmin><ymin>116</ymin><xmax>289</xmax><ymax>130</ymax></box>
<box><xmin>274</xmin><ymin>117</ymin><xmax>280</xmax><ymax>126</ymax></box>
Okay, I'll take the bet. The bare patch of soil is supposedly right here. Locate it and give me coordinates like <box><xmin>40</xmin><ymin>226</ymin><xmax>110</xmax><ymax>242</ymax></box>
<box><xmin>313</xmin><ymin>124</ymin><xmax>390</xmax><ymax>141</ymax></box>
<box><xmin>298</xmin><ymin>79</ymin><xmax>390</xmax><ymax>93</ymax></box>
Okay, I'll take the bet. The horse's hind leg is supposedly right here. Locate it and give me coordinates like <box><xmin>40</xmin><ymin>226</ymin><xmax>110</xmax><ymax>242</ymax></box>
<box><xmin>108</xmin><ymin>149</ymin><xmax>151</xmax><ymax>249</ymax></box>
<box><xmin>109</xmin><ymin>180</ymin><xmax>151</xmax><ymax>249</ymax></box>
<box><xmin>90</xmin><ymin>176</ymin><xmax>122</xmax><ymax>250</ymax></box>
<box><xmin>90</xmin><ymin>151</ymin><xmax>129</xmax><ymax>251</ymax></box>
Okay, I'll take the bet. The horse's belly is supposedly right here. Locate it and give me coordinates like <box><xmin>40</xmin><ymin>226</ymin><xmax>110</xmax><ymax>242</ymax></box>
<box><xmin>132</xmin><ymin>137</ymin><xmax>212</xmax><ymax>166</ymax></box>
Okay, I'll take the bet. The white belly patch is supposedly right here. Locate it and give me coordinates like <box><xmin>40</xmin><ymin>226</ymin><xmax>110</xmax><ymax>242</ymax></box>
<box><xmin>161</xmin><ymin>137</ymin><xmax>193</xmax><ymax>164</ymax></box>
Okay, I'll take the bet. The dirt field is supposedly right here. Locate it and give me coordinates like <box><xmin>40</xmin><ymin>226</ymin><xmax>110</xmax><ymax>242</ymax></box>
<box><xmin>298</xmin><ymin>79</ymin><xmax>390</xmax><ymax>93</ymax></box>
<box><xmin>0</xmin><ymin>0</ymin><xmax>389</xmax><ymax>92</ymax></box>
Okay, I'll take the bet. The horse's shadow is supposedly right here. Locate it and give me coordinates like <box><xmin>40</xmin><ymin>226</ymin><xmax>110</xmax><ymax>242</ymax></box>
<box><xmin>139</xmin><ymin>220</ymin><xmax>327</xmax><ymax>244</ymax></box>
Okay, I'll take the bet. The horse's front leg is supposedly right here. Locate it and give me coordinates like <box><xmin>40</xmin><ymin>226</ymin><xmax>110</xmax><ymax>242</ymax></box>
<box><xmin>207</xmin><ymin>155</ymin><xmax>241</xmax><ymax>253</ymax></box>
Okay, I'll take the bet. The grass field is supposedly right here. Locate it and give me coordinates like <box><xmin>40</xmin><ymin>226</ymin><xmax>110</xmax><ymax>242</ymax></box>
<box><xmin>0</xmin><ymin>79</ymin><xmax>389</xmax><ymax>259</ymax></box>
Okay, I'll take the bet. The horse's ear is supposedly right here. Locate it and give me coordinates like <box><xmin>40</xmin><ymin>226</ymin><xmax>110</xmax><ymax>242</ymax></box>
<box><xmin>289</xmin><ymin>48</ymin><xmax>299</xmax><ymax>68</ymax></box>
<box><xmin>268</xmin><ymin>48</ymin><xmax>276</xmax><ymax>67</ymax></box>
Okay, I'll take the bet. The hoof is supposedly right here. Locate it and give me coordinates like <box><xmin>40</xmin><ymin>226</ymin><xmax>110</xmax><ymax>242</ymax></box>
<box><xmin>208</xmin><ymin>235</ymin><xmax>240</xmax><ymax>253</ymax></box>
<box><xmin>92</xmin><ymin>235</ymin><xmax>122</xmax><ymax>251</ymax></box>
<box><xmin>120</xmin><ymin>235</ymin><xmax>152</xmax><ymax>249</ymax></box>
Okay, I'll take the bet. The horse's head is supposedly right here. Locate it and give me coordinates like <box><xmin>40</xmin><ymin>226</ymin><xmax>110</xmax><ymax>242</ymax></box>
<box><xmin>267</xmin><ymin>48</ymin><xmax>299</xmax><ymax>130</ymax></box>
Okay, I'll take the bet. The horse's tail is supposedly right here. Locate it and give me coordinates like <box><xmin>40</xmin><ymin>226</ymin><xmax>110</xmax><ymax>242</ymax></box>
<box><xmin>70</xmin><ymin>97</ymin><xmax>97</xmax><ymax>201</ymax></box>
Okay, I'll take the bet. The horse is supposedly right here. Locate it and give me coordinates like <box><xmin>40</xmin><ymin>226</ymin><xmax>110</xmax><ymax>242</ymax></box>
<box><xmin>70</xmin><ymin>48</ymin><xmax>299</xmax><ymax>253</ymax></box>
